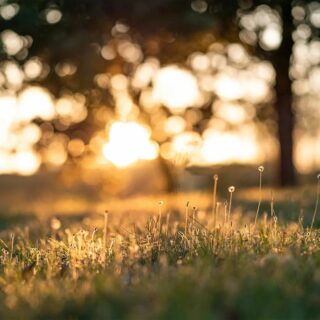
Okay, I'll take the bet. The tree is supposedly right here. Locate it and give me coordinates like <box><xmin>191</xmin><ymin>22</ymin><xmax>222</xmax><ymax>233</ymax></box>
<box><xmin>1</xmin><ymin>0</ymin><xmax>318</xmax><ymax>185</ymax></box>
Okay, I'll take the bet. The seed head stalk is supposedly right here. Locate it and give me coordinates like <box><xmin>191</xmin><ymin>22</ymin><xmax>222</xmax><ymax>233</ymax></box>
<box><xmin>192</xmin><ymin>206</ymin><xmax>196</xmax><ymax>233</ymax></box>
<box><xmin>166</xmin><ymin>212</ymin><xmax>171</xmax><ymax>237</ymax></box>
<box><xmin>223</xmin><ymin>200</ymin><xmax>228</xmax><ymax>230</ymax></box>
<box><xmin>228</xmin><ymin>186</ymin><xmax>235</xmax><ymax>224</ymax></box>
<box><xmin>185</xmin><ymin>201</ymin><xmax>189</xmax><ymax>236</ymax></box>
<box><xmin>254</xmin><ymin>166</ymin><xmax>264</xmax><ymax>227</ymax></box>
<box><xmin>216</xmin><ymin>202</ymin><xmax>221</xmax><ymax>228</ymax></box>
<box><xmin>270</xmin><ymin>190</ymin><xmax>275</xmax><ymax>217</ymax></box>
<box><xmin>10</xmin><ymin>233</ymin><xmax>14</xmax><ymax>261</ymax></box>
<box><xmin>191</xmin><ymin>206</ymin><xmax>197</xmax><ymax>248</ymax></box>
<box><xmin>212</xmin><ymin>174</ymin><xmax>219</xmax><ymax>229</ymax></box>
<box><xmin>104</xmin><ymin>211</ymin><xmax>109</xmax><ymax>250</ymax></box>
<box><xmin>158</xmin><ymin>201</ymin><xmax>163</xmax><ymax>236</ymax></box>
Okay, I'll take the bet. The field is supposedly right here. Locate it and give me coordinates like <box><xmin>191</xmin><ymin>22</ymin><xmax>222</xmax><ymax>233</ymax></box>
<box><xmin>0</xmin><ymin>177</ymin><xmax>319</xmax><ymax>320</ymax></box>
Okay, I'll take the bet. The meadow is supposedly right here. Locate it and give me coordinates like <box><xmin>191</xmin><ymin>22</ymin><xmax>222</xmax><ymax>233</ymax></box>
<box><xmin>0</xmin><ymin>172</ymin><xmax>319</xmax><ymax>320</ymax></box>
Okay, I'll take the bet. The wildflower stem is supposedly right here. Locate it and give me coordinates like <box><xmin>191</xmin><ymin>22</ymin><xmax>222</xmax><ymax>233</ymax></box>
<box><xmin>158</xmin><ymin>201</ymin><xmax>163</xmax><ymax>236</ymax></box>
<box><xmin>104</xmin><ymin>211</ymin><xmax>109</xmax><ymax>250</ymax></box>
<box><xmin>310</xmin><ymin>176</ymin><xmax>320</xmax><ymax>230</ymax></box>
<box><xmin>185</xmin><ymin>202</ymin><xmax>189</xmax><ymax>236</ymax></box>
<box><xmin>228</xmin><ymin>192</ymin><xmax>233</xmax><ymax>223</ymax></box>
<box><xmin>212</xmin><ymin>175</ymin><xmax>219</xmax><ymax>230</ymax></box>
<box><xmin>255</xmin><ymin>172</ymin><xmax>262</xmax><ymax>227</ymax></box>
<box><xmin>228</xmin><ymin>186</ymin><xmax>235</xmax><ymax>224</ymax></box>
<box><xmin>254</xmin><ymin>166</ymin><xmax>264</xmax><ymax>228</ymax></box>
<box><xmin>166</xmin><ymin>212</ymin><xmax>170</xmax><ymax>237</ymax></box>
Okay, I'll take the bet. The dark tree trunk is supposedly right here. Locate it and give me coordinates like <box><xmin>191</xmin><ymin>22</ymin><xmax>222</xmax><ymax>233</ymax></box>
<box><xmin>272</xmin><ymin>2</ymin><xmax>296</xmax><ymax>186</ymax></box>
<box><xmin>158</xmin><ymin>157</ymin><xmax>176</xmax><ymax>192</ymax></box>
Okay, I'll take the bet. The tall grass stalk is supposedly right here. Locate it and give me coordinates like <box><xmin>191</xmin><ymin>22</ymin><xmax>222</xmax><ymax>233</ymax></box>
<box><xmin>191</xmin><ymin>206</ymin><xmax>197</xmax><ymax>248</ymax></box>
<box><xmin>104</xmin><ymin>211</ymin><xmax>109</xmax><ymax>250</ymax></box>
<box><xmin>270</xmin><ymin>190</ymin><xmax>275</xmax><ymax>217</ymax></box>
<box><xmin>228</xmin><ymin>186</ymin><xmax>235</xmax><ymax>224</ymax></box>
<box><xmin>158</xmin><ymin>201</ymin><xmax>164</xmax><ymax>236</ymax></box>
<box><xmin>212</xmin><ymin>174</ymin><xmax>219</xmax><ymax>229</ymax></box>
<box><xmin>223</xmin><ymin>200</ymin><xmax>228</xmax><ymax>229</ymax></box>
<box><xmin>192</xmin><ymin>206</ymin><xmax>196</xmax><ymax>233</ymax></box>
<box><xmin>216</xmin><ymin>201</ymin><xmax>221</xmax><ymax>228</ymax></box>
<box><xmin>185</xmin><ymin>201</ymin><xmax>189</xmax><ymax>236</ymax></box>
<box><xmin>254</xmin><ymin>166</ymin><xmax>264</xmax><ymax>227</ymax></box>
<box><xmin>298</xmin><ymin>209</ymin><xmax>304</xmax><ymax>230</ymax></box>
<box><xmin>10</xmin><ymin>233</ymin><xmax>14</xmax><ymax>261</ymax></box>
<box><xmin>166</xmin><ymin>212</ymin><xmax>171</xmax><ymax>237</ymax></box>
<box><xmin>310</xmin><ymin>174</ymin><xmax>320</xmax><ymax>230</ymax></box>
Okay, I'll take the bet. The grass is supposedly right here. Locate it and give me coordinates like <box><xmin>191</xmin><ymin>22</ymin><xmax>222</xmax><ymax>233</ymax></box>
<box><xmin>0</xmin><ymin>176</ymin><xmax>319</xmax><ymax>319</ymax></box>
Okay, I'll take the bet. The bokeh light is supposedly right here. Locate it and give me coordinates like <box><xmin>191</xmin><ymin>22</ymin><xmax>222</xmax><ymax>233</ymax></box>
<box><xmin>103</xmin><ymin>121</ymin><xmax>158</xmax><ymax>168</ymax></box>
<box><xmin>152</xmin><ymin>65</ymin><xmax>201</xmax><ymax>113</ymax></box>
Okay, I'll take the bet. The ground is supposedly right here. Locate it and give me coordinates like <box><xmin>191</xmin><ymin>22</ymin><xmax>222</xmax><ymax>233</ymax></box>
<box><xmin>0</xmin><ymin>174</ymin><xmax>319</xmax><ymax>320</ymax></box>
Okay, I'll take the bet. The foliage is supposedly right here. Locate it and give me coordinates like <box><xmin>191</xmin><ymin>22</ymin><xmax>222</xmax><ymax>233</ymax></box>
<box><xmin>2</xmin><ymin>0</ymin><xmax>320</xmax><ymax>183</ymax></box>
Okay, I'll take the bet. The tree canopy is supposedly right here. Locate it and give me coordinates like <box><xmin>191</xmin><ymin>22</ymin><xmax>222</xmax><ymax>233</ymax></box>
<box><xmin>1</xmin><ymin>0</ymin><xmax>320</xmax><ymax>185</ymax></box>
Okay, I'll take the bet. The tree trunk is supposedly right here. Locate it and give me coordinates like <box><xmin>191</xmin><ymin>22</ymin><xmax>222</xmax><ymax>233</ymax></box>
<box><xmin>158</xmin><ymin>157</ymin><xmax>176</xmax><ymax>192</ymax></box>
<box><xmin>272</xmin><ymin>2</ymin><xmax>296</xmax><ymax>186</ymax></box>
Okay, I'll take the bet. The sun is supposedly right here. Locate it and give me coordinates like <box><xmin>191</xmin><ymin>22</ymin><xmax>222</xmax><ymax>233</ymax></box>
<box><xmin>102</xmin><ymin>121</ymin><xmax>158</xmax><ymax>168</ymax></box>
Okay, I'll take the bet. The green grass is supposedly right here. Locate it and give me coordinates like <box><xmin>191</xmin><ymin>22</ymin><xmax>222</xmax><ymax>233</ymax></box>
<box><xmin>0</xmin><ymin>185</ymin><xmax>319</xmax><ymax>320</ymax></box>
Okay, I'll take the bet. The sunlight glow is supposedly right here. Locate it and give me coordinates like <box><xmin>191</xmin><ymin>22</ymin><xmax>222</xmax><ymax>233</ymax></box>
<box><xmin>0</xmin><ymin>3</ymin><xmax>20</xmax><ymax>20</ymax></box>
<box><xmin>45</xmin><ymin>9</ymin><xmax>62</xmax><ymax>24</ymax></box>
<box><xmin>164</xmin><ymin>116</ymin><xmax>186</xmax><ymax>135</ymax></box>
<box><xmin>160</xmin><ymin>132</ymin><xmax>202</xmax><ymax>163</ymax></box>
<box><xmin>0</xmin><ymin>88</ymin><xmax>55</xmax><ymax>175</ymax></box>
<box><xmin>13</xmin><ymin>150</ymin><xmax>41</xmax><ymax>176</ymax></box>
<box><xmin>3</xmin><ymin>61</ymin><xmax>24</xmax><ymax>88</ymax></box>
<box><xmin>213</xmin><ymin>71</ymin><xmax>269</xmax><ymax>103</ymax></box>
<box><xmin>1</xmin><ymin>30</ymin><xmax>24</xmax><ymax>55</ymax></box>
<box><xmin>213</xmin><ymin>102</ymin><xmax>254</xmax><ymax>124</ymax></box>
<box><xmin>102</xmin><ymin>121</ymin><xmax>158</xmax><ymax>168</ymax></box>
<box><xmin>214</xmin><ymin>73</ymin><xmax>243</xmax><ymax>100</ymax></box>
<box><xmin>0</xmin><ymin>86</ymin><xmax>87</xmax><ymax>175</ymax></box>
<box><xmin>310</xmin><ymin>7</ymin><xmax>320</xmax><ymax>28</ymax></box>
<box><xmin>152</xmin><ymin>66</ymin><xmax>201</xmax><ymax>113</ymax></box>
<box><xmin>24</xmin><ymin>58</ymin><xmax>43</xmax><ymax>79</ymax></box>
<box><xmin>201</xmin><ymin>128</ymin><xmax>261</xmax><ymax>164</ymax></box>
<box><xmin>295</xmin><ymin>133</ymin><xmax>320</xmax><ymax>174</ymax></box>
<box><xmin>260</xmin><ymin>25</ymin><xmax>282</xmax><ymax>50</ymax></box>
<box><xmin>160</xmin><ymin>127</ymin><xmax>266</xmax><ymax>166</ymax></box>
<box><xmin>19</xmin><ymin>86</ymin><xmax>55</xmax><ymax>121</ymax></box>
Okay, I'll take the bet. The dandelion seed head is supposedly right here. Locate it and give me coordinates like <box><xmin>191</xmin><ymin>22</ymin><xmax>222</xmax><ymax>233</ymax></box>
<box><xmin>213</xmin><ymin>174</ymin><xmax>219</xmax><ymax>181</ymax></box>
<box><xmin>50</xmin><ymin>217</ymin><xmax>61</xmax><ymax>230</ymax></box>
<box><xmin>258</xmin><ymin>166</ymin><xmax>264</xmax><ymax>173</ymax></box>
<box><xmin>228</xmin><ymin>186</ymin><xmax>235</xmax><ymax>193</ymax></box>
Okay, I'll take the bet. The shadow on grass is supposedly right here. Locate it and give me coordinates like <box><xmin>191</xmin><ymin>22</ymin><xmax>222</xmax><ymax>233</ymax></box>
<box><xmin>236</xmin><ymin>198</ymin><xmax>318</xmax><ymax>227</ymax></box>
<box><xmin>54</xmin><ymin>212</ymin><xmax>90</xmax><ymax>225</ymax></box>
<box><xmin>0</xmin><ymin>211</ymin><xmax>37</xmax><ymax>231</ymax></box>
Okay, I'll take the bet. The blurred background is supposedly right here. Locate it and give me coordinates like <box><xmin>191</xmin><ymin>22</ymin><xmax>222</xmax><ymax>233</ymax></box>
<box><xmin>0</xmin><ymin>0</ymin><xmax>319</xmax><ymax>201</ymax></box>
